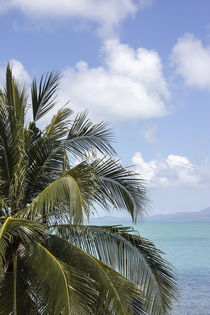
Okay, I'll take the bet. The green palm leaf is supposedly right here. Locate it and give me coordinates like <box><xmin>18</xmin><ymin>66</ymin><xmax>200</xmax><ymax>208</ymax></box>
<box><xmin>31</xmin><ymin>72</ymin><xmax>61</xmax><ymax>122</ymax></box>
<box><xmin>0</xmin><ymin>271</ymin><xmax>14</xmax><ymax>314</ymax></box>
<box><xmin>23</xmin><ymin>122</ymin><xmax>64</xmax><ymax>206</ymax></box>
<box><xmin>91</xmin><ymin>158</ymin><xmax>149</xmax><ymax>221</ymax></box>
<box><xmin>0</xmin><ymin>104</ymin><xmax>11</xmax><ymax>190</ymax></box>
<box><xmin>48</xmin><ymin>235</ymin><xmax>147</xmax><ymax>315</ymax></box>
<box><xmin>0</xmin><ymin>66</ymin><xmax>177</xmax><ymax>314</ymax></box>
<box><xmin>0</xmin><ymin>255</ymin><xmax>40</xmax><ymax>314</ymax></box>
<box><xmin>18</xmin><ymin>174</ymin><xmax>83</xmax><ymax>224</ymax></box>
<box><xmin>52</xmin><ymin>224</ymin><xmax>177</xmax><ymax>314</ymax></box>
<box><xmin>21</xmin><ymin>242</ymin><xmax>97</xmax><ymax>315</ymax></box>
<box><xmin>0</xmin><ymin>66</ymin><xmax>27</xmax><ymax>211</ymax></box>
<box><xmin>0</xmin><ymin>218</ymin><xmax>45</xmax><ymax>274</ymax></box>
<box><xmin>4</xmin><ymin>64</ymin><xmax>27</xmax><ymax>126</ymax></box>
<box><xmin>66</xmin><ymin>111</ymin><xmax>115</xmax><ymax>157</ymax></box>
<box><xmin>0</xmin><ymin>197</ymin><xmax>9</xmax><ymax>217</ymax></box>
<box><xmin>44</xmin><ymin>106</ymin><xmax>73</xmax><ymax>141</ymax></box>
<box><xmin>67</xmin><ymin>159</ymin><xmax>149</xmax><ymax>222</ymax></box>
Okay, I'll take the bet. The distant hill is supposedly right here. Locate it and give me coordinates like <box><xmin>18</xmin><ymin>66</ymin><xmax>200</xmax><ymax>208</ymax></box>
<box><xmin>90</xmin><ymin>207</ymin><xmax>210</xmax><ymax>223</ymax></box>
<box><xmin>145</xmin><ymin>207</ymin><xmax>210</xmax><ymax>222</ymax></box>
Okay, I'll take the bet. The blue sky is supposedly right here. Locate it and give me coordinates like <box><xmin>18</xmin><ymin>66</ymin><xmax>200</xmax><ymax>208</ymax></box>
<box><xmin>1</xmin><ymin>0</ymin><xmax>210</xmax><ymax>215</ymax></box>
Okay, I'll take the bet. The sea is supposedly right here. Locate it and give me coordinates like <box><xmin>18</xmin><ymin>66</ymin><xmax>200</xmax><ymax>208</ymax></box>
<box><xmin>100</xmin><ymin>221</ymin><xmax>210</xmax><ymax>315</ymax></box>
<box><xmin>133</xmin><ymin>222</ymin><xmax>210</xmax><ymax>315</ymax></box>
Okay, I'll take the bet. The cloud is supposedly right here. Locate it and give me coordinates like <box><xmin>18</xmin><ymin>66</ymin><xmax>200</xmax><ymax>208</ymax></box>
<box><xmin>171</xmin><ymin>33</ymin><xmax>210</xmax><ymax>89</ymax></box>
<box><xmin>0</xmin><ymin>38</ymin><xmax>170</xmax><ymax>124</ymax></box>
<box><xmin>60</xmin><ymin>39</ymin><xmax>170</xmax><ymax>122</ymax></box>
<box><xmin>132</xmin><ymin>152</ymin><xmax>210</xmax><ymax>188</ymax></box>
<box><xmin>0</xmin><ymin>59</ymin><xmax>31</xmax><ymax>86</ymax></box>
<box><xmin>0</xmin><ymin>0</ymin><xmax>152</xmax><ymax>36</ymax></box>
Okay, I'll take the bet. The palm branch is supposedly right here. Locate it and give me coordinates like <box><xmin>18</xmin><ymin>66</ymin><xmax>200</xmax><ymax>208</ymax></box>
<box><xmin>0</xmin><ymin>65</ymin><xmax>177</xmax><ymax>314</ymax></box>
<box><xmin>50</xmin><ymin>224</ymin><xmax>177</xmax><ymax>314</ymax></box>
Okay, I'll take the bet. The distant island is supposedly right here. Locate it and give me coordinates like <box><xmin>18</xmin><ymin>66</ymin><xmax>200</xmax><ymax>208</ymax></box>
<box><xmin>91</xmin><ymin>207</ymin><xmax>210</xmax><ymax>223</ymax></box>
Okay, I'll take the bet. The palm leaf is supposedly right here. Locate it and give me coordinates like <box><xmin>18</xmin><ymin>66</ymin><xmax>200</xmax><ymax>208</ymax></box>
<box><xmin>0</xmin><ymin>197</ymin><xmax>9</xmax><ymax>217</ymax></box>
<box><xmin>44</xmin><ymin>106</ymin><xmax>72</xmax><ymax>141</ymax></box>
<box><xmin>65</xmin><ymin>111</ymin><xmax>115</xmax><ymax>158</ymax></box>
<box><xmin>51</xmin><ymin>224</ymin><xmax>177</xmax><ymax>314</ymax></box>
<box><xmin>0</xmin><ymin>66</ymin><xmax>27</xmax><ymax>211</ymax></box>
<box><xmin>0</xmin><ymin>271</ymin><xmax>13</xmax><ymax>314</ymax></box>
<box><xmin>21</xmin><ymin>242</ymin><xmax>97</xmax><ymax>315</ymax></box>
<box><xmin>31</xmin><ymin>72</ymin><xmax>61</xmax><ymax>122</ymax></box>
<box><xmin>0</xmin><ymin>92</ymin><xmax>14</xmax><ymax>189</ymax></box>
<box><xmin>65</xmin><ymin>162</ymin><xmax>101</xmax><ymax>220</ymax></box>
<box><xmin>0</xmin><ymin>261</ymin><xmax>36</xmax><ymax>315</ymax></box>
<box><xmin>23</xmin><ymin>122</ymin><xmax>64</xmax><ymax>205</ymax></box>
<box><xmin>3</xmin><ymin>64</ymin><xmax>27</xmax><ymax>128</ymax></box>
<box><xmin>0</xmin><ymin>218</ymin><xmax>45</xmax><ymax>274</ymax></box>
<box><xmin>66</xmin><ymin>159</ymin><xmax>149</xmax><ymax>222</ymax></box>
<box><xmin>0</xmin><ymin>66</ymin><xmax>177</xmax><ymax>314</ymax></box>
<box><xmin>48</xmin><ymin>235</ymin><xmax>147</xmax><ymax>315</ymax></box>
<box><xmin>18</xmin><ymin>175</ymin><xmax>83</xmax><ymax>224</ymax></box>
<box><xmin>91</xmin><ymin>158</ymin><xmax>149</xmax><ymax>221</ymax></box>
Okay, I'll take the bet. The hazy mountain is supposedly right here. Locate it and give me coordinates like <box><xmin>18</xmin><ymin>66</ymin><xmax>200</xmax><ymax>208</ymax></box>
<box><xmin>145</xmin><ymin>207</ymin><xmax>210</xmax><ymax>222</ymax></box>
<box><xmin>90</xmin><ymin>207</ymin><xmax>210</xmax><ymax>223</ymax></box>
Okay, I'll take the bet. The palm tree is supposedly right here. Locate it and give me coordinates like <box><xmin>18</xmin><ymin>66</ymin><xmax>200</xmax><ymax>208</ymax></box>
<box><xmin>0</xmin><ymin>65</ymin><xmax>177</xmax><ymax>314</ymax></box>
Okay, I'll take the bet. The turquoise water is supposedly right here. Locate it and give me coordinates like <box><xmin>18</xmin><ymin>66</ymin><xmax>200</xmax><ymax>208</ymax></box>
<box><xmin>100</xmin><ymin>222</ymin><xmax>210</xmax><ymax>314</ymax></box>
<box><xmin>134</xmin><ymin>222</ymin><xmax>210</xmax><ymax>315</ymax></box>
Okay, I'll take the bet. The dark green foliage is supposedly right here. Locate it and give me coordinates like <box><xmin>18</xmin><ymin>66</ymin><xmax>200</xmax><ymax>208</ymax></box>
<box><xmin>0</xmin><ymin>65</ymin><xmax>177</xmax><ymax>314</ymax></box>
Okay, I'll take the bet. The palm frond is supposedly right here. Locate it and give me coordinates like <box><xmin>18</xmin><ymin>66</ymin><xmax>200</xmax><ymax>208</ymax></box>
<box><xmin>48</xmin><ymin>235</ymin><xmax>147</xmax><ymax>315</ymax></box>
<box><xmin>18</xmin><ymin>175</ymin><xmax>83</xmax><ymax>224</ymax></box>
<box><xmin>0</xmin><ymin>271</ymin><xmax>14</xmax><ymax>314</ymax></box>
<box><xmin>51</xmin><ymin>224</ymin><xmax>177</xmax><ymax>314</ymax></box>
<box><xmin>31</xmin><ymin>72</ymin><xmax>61</xmax><ymax>122</ymax></box>
<box><xmin>0</xmin><ymin>218</ymin><xmax>45</xmax><ymax>274</ymax></box>
<box><xmin>44</xmin><ymin>106</ymin><xmax>72</xmax><ymax>141</ymax></box>
<box><xmin>67</xmin><ymin>159</ymin><xmax>149</xmax><ymax>222</ymax></box>
<box><xmin>0</xmin><ymin>258</ymin><xmax>37</xmax><ymax>315</ymax></box>
<box><xmin>0</xmin><ymin>66</ymin><xmax>177</xmax><ymax>315</ymax></box>
<box><xmin>91</xmin><ymin>158</ymin><xmax>149</xmax><ymax>221</ymax></box>
<box><xmin>5</xmin><ymin>64</ymin><xmax>14</xmax><ymax>111</ymax></box>
<box><xmin>65</xmin><ymin>162</ymin><xmax>101</xmax><ymax>220</ymax></box>
<box><xmin>13</xmin><ymin>254</ymin><xmax>17</xmax><ymax>314</ymax></box>
<box><xmin>21</xmin><ymin>242</ymin><xmax>97</xmax><ymax>315</ymax></box>
<box><xmin>14</xmin><ymin>264</ymin><xmax>40</xmax><ymax>315</ymax></box>
<box><xmin>0</xmin><ymin>197</ymin><xmax>9</xmax><ymax>217</ymax></box>
<box><xmin>65</xmin><ymin>111</ymin><xmax>115</xmax><ymax>158</ymax></box>
<box><xmin>0</xmin><ymin>65</ymin><xmax>27</xmax><ymax>210</ymax></box>
<box><xmin>23</xmin><ymin>126</ymin><xmax>62</xmax><ymax>205</ymax></box>
<box><xmin>4</xmin><ymin>63</ymin><xmax>27</xmax><ymax>127</ymax></box>
<box><xmin>0</xmin><ymin>102</ymin><xmax>11</xmax><ymax>189</ymax></box>
<box><xmin>22</xmin><ymin>121</ymin><xmax>65</xmax><ymax>206</ymax></box>
<box><xmin>62</xmin><ymin>159</ymin><xmax>148</xmax><ymax>223</ymax></box>
<box><xmin>122</xmin><ymin>229</ymin><xmax>178</xmax><ymax>314</ymax></box>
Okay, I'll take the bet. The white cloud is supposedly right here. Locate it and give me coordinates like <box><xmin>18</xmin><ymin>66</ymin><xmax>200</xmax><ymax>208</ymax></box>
<box><xmin>0</xmin><ymin>59</ymin><xmax>31</xmax><ymax>86</ymax></box>
<box><xmin>0</xmin><ymin>0</ymin><xmax>152</xmax><ymax>36</ymax></box>
<box><xmin>132</xmin><ymin>152</ymin><xmax>210</xmax><ymax>188</ymax></box>
<box><xmin>0</xmin><ymin>39</ymin><xmax>170</xmax><ymax>124</ymax></box>
<box><xmin>171</xmin><ymin>33</ymin><xmax>210</xmax><ymax>89</ymax></box>
<box><xmin>60</xmin><ymin>39</ymin><xmax>170</xmax><ymax>121</ymax></box>
<box><xmin>9</xmin><ymin>59</ymin><xmax>31</xmax><ymax>84</ymax></box>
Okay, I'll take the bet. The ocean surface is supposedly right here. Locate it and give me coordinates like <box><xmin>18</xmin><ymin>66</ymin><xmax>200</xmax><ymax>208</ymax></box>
<box><xmin>101</xmin><ymin>222</ymin><xmax>210</xmax><ymax>314</ymax></box>
<box><xmin>134</xmin><ymin>222</ymin><xmax>210</xmax><ymax>315</ymax></box>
